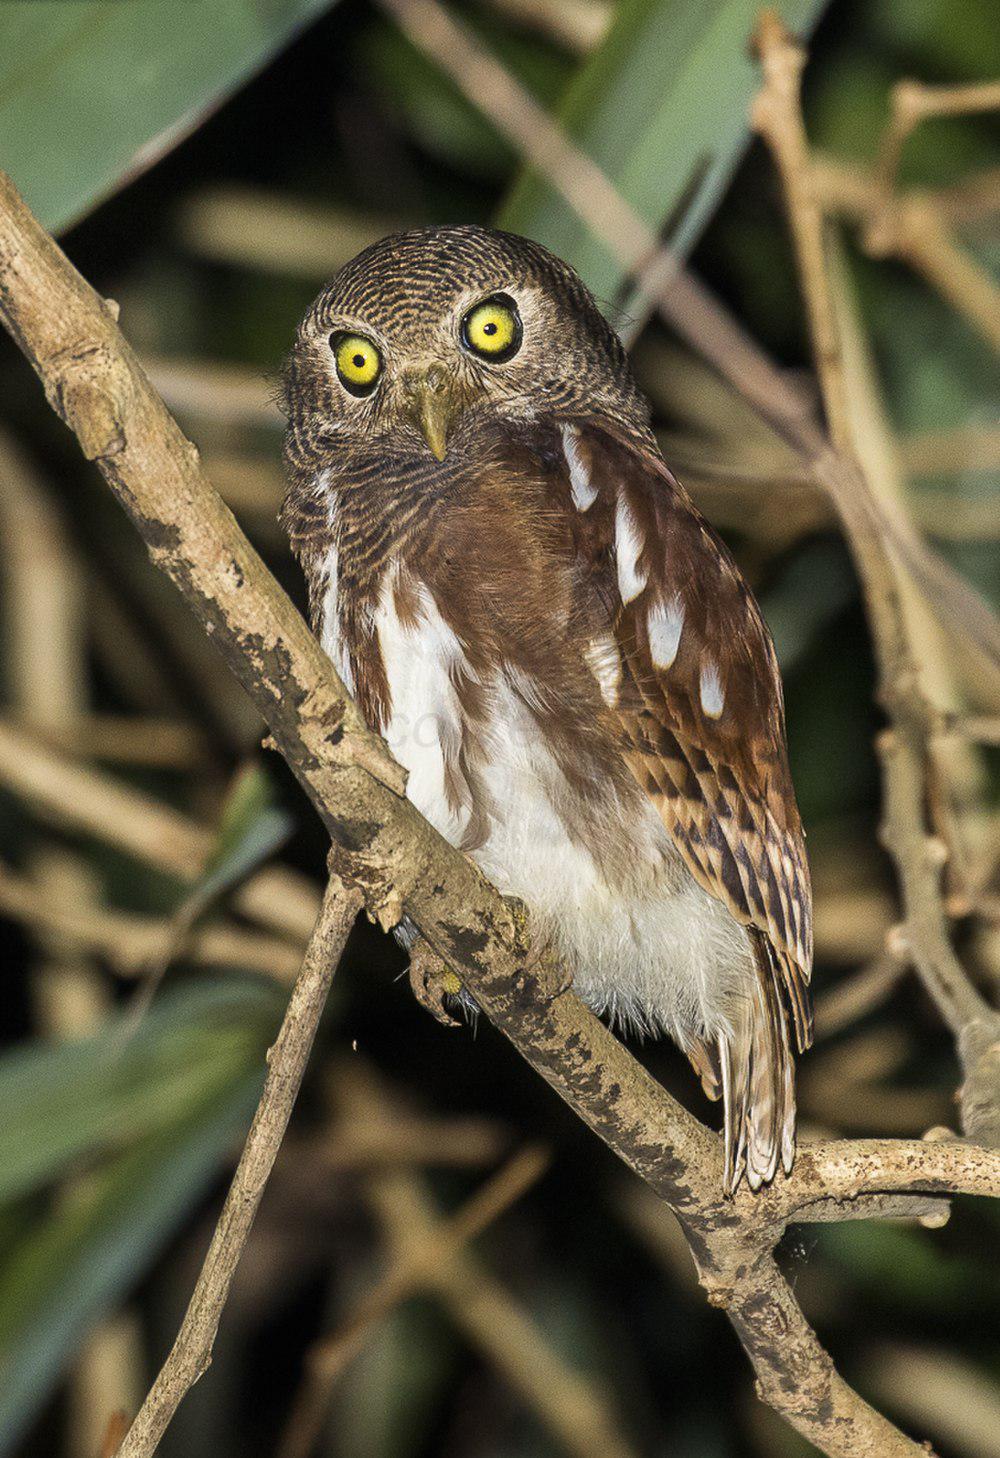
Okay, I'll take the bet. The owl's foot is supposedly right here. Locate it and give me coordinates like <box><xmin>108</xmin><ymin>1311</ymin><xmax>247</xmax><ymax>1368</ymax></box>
<box><xmin>408</xmin><ymin>941</ymin><xmax>463</xmax><ymax>1027</ymax></box>
<box><xmin>539</xmin><ymin>955</ymin><xmax>574</xmax><ymax>1002</ymax></box>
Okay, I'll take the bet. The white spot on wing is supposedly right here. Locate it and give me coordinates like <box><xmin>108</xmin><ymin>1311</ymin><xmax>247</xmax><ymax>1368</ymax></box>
<box><xmin>700</xmin><ymin>661</ymin><xmax>725</xmax><ymax>718</ymax></box>
<box><xmin>562</xmin><ymin>425</ymin><xmax>598</xmax><ymax>511</ymax></box>
<box><xmin>615</xmin><ymin>496</ymin><xmax>647</xmax><ymax>604</ymax></box>
<box><xmin>647</xmin><ymin>596</ymin><xmax>685</xmax><ymax>669</ymax></box>
<box><xmin>583</xmin><ymin>633</ymin><xmax>621</xmax><ymax>707</ymax></box>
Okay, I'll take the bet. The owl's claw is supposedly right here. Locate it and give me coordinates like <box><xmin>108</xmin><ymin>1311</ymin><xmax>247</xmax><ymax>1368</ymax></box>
<box><xmin>549</xmin><ymin>962</ymin><xmax>575</xmax><ymax>999</ymax></box>
<box><xmin>408</xmin><ymin>942</ymin><xmax>463</xmax><ymax>1027</ymax></box>
<box><xmin>524</xmin><ymin>926</ymin><xmax>573</xmax><ymax>1002</ymax></box>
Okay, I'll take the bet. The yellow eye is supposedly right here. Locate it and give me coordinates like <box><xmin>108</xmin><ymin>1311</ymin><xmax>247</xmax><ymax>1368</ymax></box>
<box><xmin>461</xmin><ymin>295</ymin><xmax>522</xmax><ymax>360</ymax></box>
<box><xmin>332</xmin><ymin>333</ymin><xmax>381</xmax><ymax>394</ymax></box>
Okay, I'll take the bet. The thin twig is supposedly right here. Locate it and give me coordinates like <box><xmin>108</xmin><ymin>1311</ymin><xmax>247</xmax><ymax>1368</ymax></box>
<box><xmin>873</xmin><ymin>79</ymin><xmax>1000</xmax><ymax>212</ymax></box>
<box><xmin>35</xmin><ymin>715</ymin><xmax>210</xmax><ymax>771</ymax></box>
<box><xmin>898</xmin><ymin>424</ymin><xmax>1000</xmax><ymax>477</ymax></box>
<box><xmin>751</xmin><ymin>14</ymin><xmax>1000</xmax><ymax>1130</ymax></box>
<box><xmin>177</xmin><ymin>186</ymin><xmax>401</xmax><ymax>281</ymax></box>
<box><xmin>938</xmin><ymin>713</ymin><xmax>1000</xmax><ymax>747</ymax></box>
<box><xmin>811</xmin><ymin>149</ymin><xmax>1000</xmax><ymax>352</ymax></box>
<box><xmin>813</xmin><ymin>954</ymin><xmax>908</xmax><ymax>1040</ymax></box>
<box><xmin>142</xmin><ymin>355</ymin><xmax>283</xmax><ymax>430</ymax></box>
<box><xmin>0</xmin><ymin>859</ymin><xmax>305</xmax><ymax>982</ymax></box>
<box><xmin>114</xmin><ymin>875</ymin><xmax>362</xmax><ymax>1458</ymax></box>
<box><xmin>373</xmin><ymin>1169</ymin><xmax>642</xmax><ymax>1458</ymax></box>
<box><xmin>867</xmin><ymin>193</ymin><xmax>1000</xmax><ymax>352</ymax></box>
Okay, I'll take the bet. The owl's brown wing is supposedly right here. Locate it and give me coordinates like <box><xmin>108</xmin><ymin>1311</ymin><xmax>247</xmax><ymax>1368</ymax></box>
<box><xmin>558</xmin><ymin>422</ymin><xmax>813</xmax><ymax>1057</ymax></box>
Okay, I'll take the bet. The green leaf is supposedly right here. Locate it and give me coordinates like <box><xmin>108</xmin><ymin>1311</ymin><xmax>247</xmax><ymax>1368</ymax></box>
<box><xmin>0</xmin><ymin>1067</ymin><xmax>266</xmax><ymax>1454</ymax></box>
<box><xmin>0</xmin><ymin>0</ymin><xmax>339</xmax><ymax>233</ymax></box>
<box><xmin>0</xmin><ymin>978</ymin><xmax>281</xmax><ymax>1207</ymax></box>
<box><xmin>120</xmin><ymin>762</ymin><xmax>293</xmax><ymax>1021</ymax></box>
<box><xmin>498</xmin><ymin>0</ymin><xmax>830</xmax><ymax>301</ymax></box>
<box><xmin>814</xmin><ymin>1219</ymin><xmax>1000</xmax><ymax>1314</ymax></box>
<box><xmin>180</xmin><ymin>761</ymin><xmax>293</xmax><ymax>921</ymax></box>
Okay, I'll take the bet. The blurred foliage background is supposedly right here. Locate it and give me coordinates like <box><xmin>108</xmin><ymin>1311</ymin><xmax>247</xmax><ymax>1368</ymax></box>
<box><xmin>0</xmin><ymin>1</ymin><xmax>998</xmax><ymax>1456</ymax></box>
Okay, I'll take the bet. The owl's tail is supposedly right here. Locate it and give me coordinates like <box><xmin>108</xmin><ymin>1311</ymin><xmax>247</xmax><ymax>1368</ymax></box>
<box><xmin>688</xmin><ymin>931</ymin><xmax>799</xmax><ymax>1195</ymax></box>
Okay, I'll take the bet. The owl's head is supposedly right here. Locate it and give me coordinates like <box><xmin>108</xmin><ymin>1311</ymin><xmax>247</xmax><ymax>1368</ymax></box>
<box><xmin>283</xmin><ymin>225</ymin><xmax>648</xmax><ymax>471</ymax></box>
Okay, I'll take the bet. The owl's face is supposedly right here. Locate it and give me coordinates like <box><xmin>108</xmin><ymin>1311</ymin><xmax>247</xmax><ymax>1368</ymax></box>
<box><xmin>283</xmin><ymin>225</ymin><xmax>648</xmax><ymax>472</ymax></box>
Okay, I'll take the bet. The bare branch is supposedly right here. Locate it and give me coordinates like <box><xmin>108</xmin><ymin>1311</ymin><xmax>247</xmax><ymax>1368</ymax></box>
<box><xmin>115</xmin><ymin>874</ymin><xmax>362</xmax><ymax>1458</ymax></box>
<box><xmin>783</xmin><ymin>1136</ymin><xmax>1000</xmax><ymax>1210</ymax></box>
<box><xmin>726</xmin><ymin>1255</ymin><xmax>934</xmax><ymax>1458</ymax></box>
<box><xmin>750</xmin><ymin>14</ymin><xmax>1000</xmax><ymax>1142</ymax></box>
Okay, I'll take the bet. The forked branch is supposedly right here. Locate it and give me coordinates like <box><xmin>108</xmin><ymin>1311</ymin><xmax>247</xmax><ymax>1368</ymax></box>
<box><xmin>751</xmin><ymin>10</ymin><xmax>1000</xmax><ymax>1149</ymax></box>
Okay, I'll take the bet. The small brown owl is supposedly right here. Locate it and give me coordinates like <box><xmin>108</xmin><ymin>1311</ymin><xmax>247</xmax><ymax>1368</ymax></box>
<box><xmin>282</xmin><ymin>226</ymin><xmax>813</xmax><ymax>1192</ymax></box>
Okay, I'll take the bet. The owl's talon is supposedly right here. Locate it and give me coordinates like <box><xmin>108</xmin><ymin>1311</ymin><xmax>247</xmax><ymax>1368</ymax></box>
<box><xmin>524</xmin><ymin>929</ymin><xmax>573</xmax><ymax>1002</ymax></box>
<box><xmin>541</xmin><ymin>962</ymin><xmax>574</xmax><ymax>1002</ymax></box>
<box><xmin>408</xmin><ymin>943</ymin><xmax>462</xmax><ymax>1027</ymax></box>
<box><xmin>550</xmin><ymin>964</ymin><xmax>574</xmax><ymax>999</ymax></box>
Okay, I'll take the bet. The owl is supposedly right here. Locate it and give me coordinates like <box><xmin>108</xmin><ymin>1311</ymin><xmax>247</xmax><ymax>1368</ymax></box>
<box><xmin>282</xmin><ymin>226</ymin><xmax>813</xmax><ymax>1193</ymax></box>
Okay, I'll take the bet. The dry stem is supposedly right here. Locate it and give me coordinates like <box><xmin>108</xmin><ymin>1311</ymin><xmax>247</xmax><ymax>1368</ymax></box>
<box><xmin>751</xmin><ymin>13</ymin><xmax>1000</xmax><ymax>1146</ymax></box>
<box><xmin>0</xmin><ymin>859</ymin><xmax>304</xmax><ymax>982</ymax></box>
<box><xmin>115</xmin><ymin>875</ymin><xmax>362</xmax><ymax>1458</ymax></box>
<box><xmin>812</xmin><ymin>151</ymin><xmax>1000</xmax><ymax>353</ymax></box>
<box><xmin>873</xmin><ymin>79</ymin><xmax>1000</xmax><ymax>212</ymax></box>
<box><xmin>0</xmin><ymin>718</ymin><xmax>320</xmax><ymax>943</ymax></box>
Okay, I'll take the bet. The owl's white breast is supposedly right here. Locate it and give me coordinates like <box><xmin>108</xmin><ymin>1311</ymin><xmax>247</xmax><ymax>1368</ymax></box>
<box><xmin>320</xmin><ymin>545</ymin><xmax>752</xmax><ymax>1044</ymax></box>
<box><xmin>374</xmin><ymin>570</ymin><xmax>472</xmax><ymax>847</ymax></box>
<box><xmin>318</xmin><ymin>538</ymin><xmax>354</xmax><ymax>694</ymax></box>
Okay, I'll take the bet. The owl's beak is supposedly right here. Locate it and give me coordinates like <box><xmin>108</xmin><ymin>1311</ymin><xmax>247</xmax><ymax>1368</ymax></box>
<box><xmin>408</xmin><ymin>369</ymin><xmax>459</xmax><ymax>462</ymax></box>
